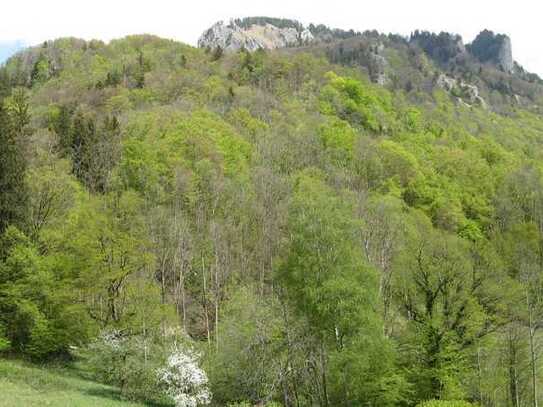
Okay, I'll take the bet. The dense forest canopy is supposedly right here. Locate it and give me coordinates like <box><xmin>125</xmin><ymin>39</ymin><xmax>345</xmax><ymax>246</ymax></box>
<box><xmin>1</xmin><ymin>21</ymin><xmax>543</xmax><ymax>407</ymax></box>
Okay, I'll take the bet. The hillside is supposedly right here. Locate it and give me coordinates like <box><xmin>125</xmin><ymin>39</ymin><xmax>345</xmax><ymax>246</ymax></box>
<box><xmin>1</xmin><ymin>17</ymin><xmax>543</xmax><ymax>407</ymax></box>
<box><xmin>199</xmin><ymin>18</ymin><xmax>543</xmax><ymax>111</ymax></box>
<box><xmin>0</xmin><ymin>358</ymin><xmax>150</xmax><ymax>406</ymax></box>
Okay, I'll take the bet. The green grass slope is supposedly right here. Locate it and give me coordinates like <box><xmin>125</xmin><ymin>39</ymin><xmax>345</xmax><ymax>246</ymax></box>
<box><xmin>0</xmin><ymin>358</ymin><xmax>146</xmax><ymax>407</ymax></box>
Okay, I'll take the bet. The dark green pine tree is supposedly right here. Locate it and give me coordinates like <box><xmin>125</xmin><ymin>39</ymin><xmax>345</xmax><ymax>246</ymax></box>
<box><xmin>70</xmin><ymin>111</ymin><xmax>94</xmax><ymax>183</ymax></box>
<box><xmin>135</xmin><ymin>50</ymin><xmax>146</xmax><ymax>88</ymax></box>
<box><xmin>52</xmin><ymin>104</ymin><xmax>75</xmax><ymax>154</ymax></box>
<box><xmin>0</xmin><ymin>101</ymin><xmax>28</xmax><ymax>235</ymax></box>
<box><xmin>0</xmin><ymin>69</ymin><xmax>10</xmax><ymax>100</ymax></box>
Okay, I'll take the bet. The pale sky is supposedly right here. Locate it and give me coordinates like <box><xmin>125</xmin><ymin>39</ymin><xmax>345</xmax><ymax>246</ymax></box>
<box><xmin>2</xmin><ymin>0</ymin><xmax>542</xmax><ymax>76</ymax></box>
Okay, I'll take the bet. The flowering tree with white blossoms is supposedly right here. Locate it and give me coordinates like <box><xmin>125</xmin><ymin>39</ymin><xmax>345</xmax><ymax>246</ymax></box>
<box><xmin>157</xmin><ymin>346</ymin><xmax>212</xmax><ymax>407</ymax></box>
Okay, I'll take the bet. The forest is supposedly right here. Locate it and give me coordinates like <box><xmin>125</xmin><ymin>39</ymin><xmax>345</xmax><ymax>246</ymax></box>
<box><xmin>1</xmin><ymin>31</ymin><xmax>543</xmax><ymax>407</ymax></box>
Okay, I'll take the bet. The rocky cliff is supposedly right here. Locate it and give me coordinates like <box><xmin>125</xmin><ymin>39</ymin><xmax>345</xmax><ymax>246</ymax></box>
<box><xmin>408</xmin><ymin>29</ymin><xmax>515</xmax><ymax>74</ymax></box>
<box><xmin>469</xmin><ymin>30</ymin><xmax>514</xmax><ymax>73</ymax></box>
<box><xmin>198</xmin><ymin>17</ymin><xmax>365</xmax><ymax>52</ymax></box>
<box><xmin>196</xmin><ymin>17</ymin><xmax>542</xmax><ymax>108</ymax></box>
<box><xmin>199</xmin><ymin>19</ymin><xmax>517</xmax><ymax>75</ymax></box>
<box><xmin>198</xmin><ymin>19</ymin><xmax>313</xmax><ymax>52</ymax></box>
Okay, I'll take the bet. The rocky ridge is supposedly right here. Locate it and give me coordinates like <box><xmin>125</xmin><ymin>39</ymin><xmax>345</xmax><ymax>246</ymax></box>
<box><xmin>200</xmin><ymin>18</ymin><xmax>516</xmax><ymax>77</ymax></box>
<box><xmin>469</xmin><ymin>30</ymin><xmax>514</xmax><ymax>73</ymax></box>
<box><xmin>196</xmin><ymin>18</ymin><xmax>542</xmax><ymax>110</ymax></box>
<box><xmin>409</xmin><ymin>29</ymin><xmax>514</xmax><ymax>74</ymax></box>
<box><xmin>4</xmin><ymin>18</ymin><xmax>538</xmax><ymax>113</ymax></box>
<box><xmin>198</xmin><ymin>20</ymin><xmax>314</xmax><ymax>52</ymax></box>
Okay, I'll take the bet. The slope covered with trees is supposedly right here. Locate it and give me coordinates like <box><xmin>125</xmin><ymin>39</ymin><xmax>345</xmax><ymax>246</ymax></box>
<box><xmin>1</xmin><ymin>30</ymin><xmax>543</xmax><ymax>407</ymax></box>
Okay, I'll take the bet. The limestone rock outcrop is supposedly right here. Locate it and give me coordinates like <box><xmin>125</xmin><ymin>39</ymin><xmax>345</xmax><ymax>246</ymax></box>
<box><xmin>198</xmin><ymin>20</ymin><xmax>312</xmax><ymax>52</ymax></box>
<box><xmin>197</xmin><ymin>17</ymin><xmax>530</xmax><ymax>100</ymax></box>
<box><xmin>469</xmin><ymin>30</ymin><xmax>514</xmax><ymax>73</ymax></box>
<box><xmin>436</xmin><ymin>74</ymin><xmax>487</xmax><ymax>108</ymax></box>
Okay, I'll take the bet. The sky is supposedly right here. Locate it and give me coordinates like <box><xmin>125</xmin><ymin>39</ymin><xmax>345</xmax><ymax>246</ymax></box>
<box><xmin>2</xmin><ymin>0</ymin><xmax>542</xmax><ymax>75</ymax></box>
<box><xmin>0</xmin><ymin>40</ymin><xmax>25</xmax><ymax>63</ymax></box>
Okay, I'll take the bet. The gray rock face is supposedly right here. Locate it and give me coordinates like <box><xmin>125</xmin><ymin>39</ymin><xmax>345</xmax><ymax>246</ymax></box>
<box><xmin>370</xmin><ymin>52</ymin><xmax>387</xmax><ymax>85</ymax></box>
<box><xmin>497</xmin><ymin>36</ymin><xmax>514</xmax><ymax>73</ymax></box>
<box><xmin>436</xmin><ymin>74</ymin><xmax>487</xmax><ymax>108</ymax></box>
<box><xmin>198</xmin><ymin>20</ymin><xmax>313</xmax><ymax>52</ymax></box>
<box><xmin>469</xmin><ymin>30</ymin><xmax>514</xmax><ymax>73</ymax></box>
<box><xmin>300</xmin><ymin>28</ymin><xmax>314</xmax><ymax>44</ymax></box>
<box><xmin>436</xmin><ymin>73</ymin><xmax>457</xmax><ymax>92</ymax></box>
<box><xmin>365</xmin><ymin>44</ymin><xmax>387</xmax><ymax>85</ymax></box>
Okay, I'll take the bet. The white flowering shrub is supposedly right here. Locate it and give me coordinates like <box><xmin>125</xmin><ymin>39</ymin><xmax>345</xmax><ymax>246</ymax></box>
<box><xmin>83</xmin><ymin>330</ymin><xmax>128</xmax><ymax>384</ymax></box>
<box><xmin>157</xmin><ymin>347</ymin><xmax>212</xmax><ymax>407</ymax></box>
<box><xmin>81</xmin><ymin>329</ymin><xmax>163</xmax><ymax>402</ymax></box>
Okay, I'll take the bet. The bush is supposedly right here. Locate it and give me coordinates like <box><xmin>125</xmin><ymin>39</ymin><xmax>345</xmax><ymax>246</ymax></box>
<box><xmin>157</xmin><ymin>347</ymin><xmax>211</xmax><ymax>407</ymax></box>
<box><xmin>0</xmin><ymin>324</ymin><xmax>10</xmax><ymax>352</ymax></box>
<box><xmin>81</xmin><ymin>330</ymin><xmax>165</xmax><ymax>402</ymax></box>
<box><xmin>417</xmin><ymin>401</ymin><xmax>477</xmax><ymax>407</ymax></box>
<box><xmin>82</xmin><ymin>330</ymin><xmax>212</xmax><ymax>406</ymax></box>
<box><xmin>205</xmin><ymin>287</ymin><xmax>284</xmax><ymax>404</ymax></box>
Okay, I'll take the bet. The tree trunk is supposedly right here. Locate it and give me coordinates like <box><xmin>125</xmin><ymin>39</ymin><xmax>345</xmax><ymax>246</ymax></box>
<box><xmin>179</xmin><ymin>261</ymin><xmax>186</xmax><ymax>331</ymax></box>
<box><xmin>531</xmin><ymin>327</ymin><xmax>539</xmax><ymax>407</ymax></box>
<box><xmin>508</xmin><ymin>326</ymin><xmax>520</xmax><ymax>407</ymax></box>
<box><xmin>477</xmin><ymin>346</ymin><xmax>483</xmax><ymax>404</ymax></box>
<box><xmin>214</xmin><ymin>240</ymin><xmax>220</xmax><ymax>352</ymax></box>
<box><xmin>320</xmin><ymin>340</ymin><xmax>329</xmax><ymax>407</ymax></box>
<box><xmin>528</xmin><ymin>290</ymin><xmax>539</xmax><ymax>407</ymax></box>
<box><xmin>202</xmin><ymin>256</ymin><xmax>211</xmax><ymax>345</ymax></box>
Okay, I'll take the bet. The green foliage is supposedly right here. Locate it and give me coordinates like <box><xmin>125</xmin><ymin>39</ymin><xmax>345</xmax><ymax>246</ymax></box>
<box><xmin>30</xmin><ymin>54</ymin><xmax>51</xmax><ymax>86</ymax></box>
<box><xmin>321</xmin><ymin>71</ymin><xmax>395</xmax><ymax>132</ymax></box>
<box><xmin>206</xmin><ymin>287</ymin><xmax>284</xmax><ymax>404</ymax></box>
<box><xmin>318</xmin><ymin>117</ymin><xmax>356</xmax><ymax>165</ymax></box>
<box><xmin>2</xmin><ymin>31</ymin><xmax>543</xmax><ymax>407</ymax></box>
<box><xmin>63</xmin><ymin>190</ymin><xmax>170</xmax><ymax>330</ymax></box>
<box><xmin>0</xmin><ymin>226</ymin><xmax>94</xmax><ymax>359</ymax></box>
<box><xmin>280</xmin><ymin>170</ymin><xmax>376</xmax><ymax>334</ymax></box>
<box><xmin>81</xmin><ymin>331</ymin><xmax>168</xmax><ymax>402</ymax></box>
<box><xmin>0</xmin><ymin>325</ymin><xmax>11</xmax><ymax>352</ymax></box>
<box><xmin>417</xmin><ymin>401</ymin><xmax>477</xmax><ymax>407</ymax></box>
<box><xmin>120</xmin><ymin>109</ymin><xmax>251</xmax><ymax>203</ymax></box>
<box><xmin>279</xmin><ymin>170</ymin><xmax>407</xmax><ymax>405</ymax></box>
<box><xmin>48</xmin><ymin>107</ymin><xmax>121</xmax><ymax>192</ymax></box>
<box><xmin>0</xmin><ymin>98</ymin><xmax>28</xmax><ymax>235</ymax></box>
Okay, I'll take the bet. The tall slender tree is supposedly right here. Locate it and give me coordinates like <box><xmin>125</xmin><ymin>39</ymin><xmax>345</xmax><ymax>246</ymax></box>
<box><xmin>0</xmin><ymin>98</ymin><xmax>28</xmax><ymax>236</ymax></box>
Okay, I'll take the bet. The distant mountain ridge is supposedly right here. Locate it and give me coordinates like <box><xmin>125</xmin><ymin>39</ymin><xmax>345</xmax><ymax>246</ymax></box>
<box><xmin>199</xmin><ymin>17</ymin><xmax>517</xmax><ymax>74</ymax></box>
<box><xmin>197</xmin><ymin>17</ymin><xmax>542</xmax><ymax>111</ymax></box>
<box><xmin>3</xmin><ymin>19</ymin><xmax>542</xmax><ymax>113</ymax></box>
